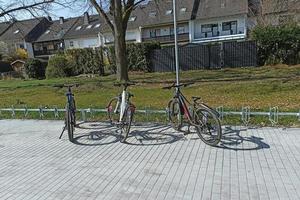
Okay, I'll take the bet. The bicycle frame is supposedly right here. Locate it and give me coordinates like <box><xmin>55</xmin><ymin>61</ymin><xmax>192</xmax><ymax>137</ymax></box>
<box><xmin>174</xmin><ymin>88</ymin><xmax>193</xmax><ymax>121</ymax></box>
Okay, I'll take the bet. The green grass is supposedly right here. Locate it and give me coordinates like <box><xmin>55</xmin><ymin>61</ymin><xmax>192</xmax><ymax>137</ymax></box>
<box><xmin>0</xmin><ymin>64</ymin><xmax>300</xmax><ymax>126</ymax></box>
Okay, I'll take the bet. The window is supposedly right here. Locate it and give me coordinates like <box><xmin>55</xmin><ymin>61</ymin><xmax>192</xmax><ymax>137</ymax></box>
<box><xmin>180</xmin><ymin>8</ymin><xmax>187</xmax><ymax>13</ymax></box>
<box><xmin>170</xmin><ymin>26</ymin><xmax>186</xmax><ymax>35</ymax></box>
<box><xmin>222</xmin><ymin>21</ymin><xmax>237</xmax><ymax>34</ymax></box>
<box><xmin>94</xmin><ymin>23</ymin><xmax>101</xmax><ymax>28</ymax></box>
<box><xmin>201</xmin><ymin>24</ymin><xmax>219</xmax><ymax>37</ymax></box>
<box><xmin>150</xmin><ymin>29</ymin><xmax>160</xmax><ymax>38</ymax></box>
<box><xmin>76</xmin><ymin>26</ymin><xmax>82</xmax><ymax>30</ymax></box>
<box><xmin>129</xmin><ymin>16</ymin><xmax>136</xmax><ymax>22</ymax></box>
<box><xmin>165</xmin><ymin>9</ymin><xmax>173</xmax><ymax>15</ymax></box>
<box><xmin>86</xmin><ymin>25</ymin><xmax>92</xmax><ymax>29</ymax></box>
<box><xmin>14</xmin><ymin>30</ymin><xmax>19</xmax><ymax>34</ymax></box>
<box><xmin>45</xmin><ymin>30</ymin><xmax>50</xmax><ymax>34</ymax></box>
<box><xmin>149</xmin><ymin>11</ymin><xmax>156</xmax><ymax>17</ymax></box>
<box><xmin>70</xmin><ymin>41</ymin><xmax>74</xmax><ymax>47</ymax></box>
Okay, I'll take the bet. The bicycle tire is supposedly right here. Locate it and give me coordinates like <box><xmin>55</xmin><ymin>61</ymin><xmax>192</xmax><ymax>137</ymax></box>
<box><xmin>65</xmin><ymin>103</ymin><xmax>74</xmax><ymax>142</ymax></box>
<box><xmin>107</xmin><ymin>97</ymin><xmax>120</xmax><ymax>125</ymax></box>
<box><xmin>120</xmin><ymin>104</ymin><xmax>134</xmax><ymax>143</ymax></box>
<box><xmin>167</xmin><ymin>98</ymin><xmax>182</xmax><ymax>131</ymax></box>
<box><xmin>193</xmin><ymin>106</ymin><xmax>222</xmax><ymax>146</ymax></box>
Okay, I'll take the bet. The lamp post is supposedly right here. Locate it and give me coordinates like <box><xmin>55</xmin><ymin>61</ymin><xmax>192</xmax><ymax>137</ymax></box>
<box><xmin>172</xmin><ymin>0</ymin><xmax>180</xmax><ymax>86</ymax></box>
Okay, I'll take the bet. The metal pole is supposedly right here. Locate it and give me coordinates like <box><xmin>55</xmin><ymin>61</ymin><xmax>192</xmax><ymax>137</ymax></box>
<box><xmin>173</xmin><ymin>0</ymin><xmax>180</xmax><ymax>86</ymax></box>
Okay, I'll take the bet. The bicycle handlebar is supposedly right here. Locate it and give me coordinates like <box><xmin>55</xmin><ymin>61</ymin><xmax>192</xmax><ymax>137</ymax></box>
<box><xmin>53</xmin><ymin>84</ymin><xmax>80</xmax><ymax>88</ymax></box>
<box><xmin>113</xmin><ymin>82</ymin><xmax>136</xmax><ymax>87</ymax></box>
<box><xmin>162</xmin><ymin>82</ymin><xmax>195</xmax><ymax>89</ymax></box>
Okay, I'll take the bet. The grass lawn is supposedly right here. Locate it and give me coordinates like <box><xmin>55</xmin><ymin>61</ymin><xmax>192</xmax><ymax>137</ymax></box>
<box><xmin>0</xmin><ymin>65</ymin><xmax>300</xmax><ymax>126</ymax></box>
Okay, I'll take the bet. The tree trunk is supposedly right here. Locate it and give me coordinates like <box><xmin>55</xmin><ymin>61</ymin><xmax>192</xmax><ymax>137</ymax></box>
<box><xmin>114</xmin><ymin>28</ymin><xmax>129</xmax><ymax>82</ymax></box>
<box><xmin>113</xmin><ymin>0</ymin><xmax>129</xmax><ymax>82</ymax></box>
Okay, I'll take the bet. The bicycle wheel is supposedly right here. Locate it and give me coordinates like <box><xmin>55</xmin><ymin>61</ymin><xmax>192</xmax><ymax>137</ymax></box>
<box><xmin>120</xmin><ymin>104</ymin><xmax>134</xmax><ymax>143</ymax></box>
<box><xmin>107</xmin><ymin>97</ymin><xmax>120</xmax><ymax>125</ymax></box>
<box><xmin>193</xmin><ymin>106</ymin><xmax>222</xmax><ymax>146</ymax></box>
<box><xmin>167</xmin><ymin>98</ymin><xmax>182</xmax><ymax>130</ymax></box>
<box><xmin>65</xmin><ymin>103</ymin><xmax>74</xmax><ymax>142</ymax></box>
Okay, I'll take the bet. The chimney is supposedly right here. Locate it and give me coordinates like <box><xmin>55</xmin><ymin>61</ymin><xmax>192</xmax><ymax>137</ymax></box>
<box><xmin>83</xmin><ymin>12</ymin><xmax>90</xmax><ymax>25</ymax></box>
<box><xmin>47</xmin><ymin>16</ymin><xmax>52</xmax><ymax>22</ymax></box>
<box><xmin>59</xmin><ymin>17</ymin><xmax>64</xmax><ymax>24</ymax></box>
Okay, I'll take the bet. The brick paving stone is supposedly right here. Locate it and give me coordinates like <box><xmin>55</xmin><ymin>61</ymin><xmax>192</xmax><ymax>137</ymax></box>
<box><xmin>0</xmin><ymin>120</ymin><xmax>299</xmax><ymax>200</ymax></box>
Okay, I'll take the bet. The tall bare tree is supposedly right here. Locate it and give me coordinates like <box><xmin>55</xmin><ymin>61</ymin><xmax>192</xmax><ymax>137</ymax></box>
<box><xmin>0</xmin><ymin>0</ymin><xmax>55</xmax><ymax>18</ymax></box>
<box><xmin>89</xmin><ymin>0</ymin><xmax>149</xmax><ymax>82</ymax></box>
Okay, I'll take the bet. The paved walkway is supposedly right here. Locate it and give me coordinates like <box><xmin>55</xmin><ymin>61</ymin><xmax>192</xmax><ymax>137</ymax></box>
<box><xmin>0</xmin><ymin>120</ymin><xmax>299</xmax><ymax>200</ymax></box>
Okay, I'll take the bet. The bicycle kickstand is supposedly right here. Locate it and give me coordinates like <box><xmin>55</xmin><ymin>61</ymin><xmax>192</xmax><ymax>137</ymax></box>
<box><xmin>59</xmin><ymin>125</ymin><xmax>66</xmax><ymax>139</ymax></box>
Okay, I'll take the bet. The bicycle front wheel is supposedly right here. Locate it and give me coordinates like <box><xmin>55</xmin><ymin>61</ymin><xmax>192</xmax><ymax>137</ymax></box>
<box><xmin>194</xmin><ymin>106</ymin><xmax>222</xmax><ymax>146</ymax></box>
<box><xmin>65</xmin><ymin>103</ymin><xmax>74</xmax><ymax>142</ymax></box>
<box><xmin>167</xmin><ymin>98</ymin><xmax>182</xmax><ymax>131</ymax></box>
<box><xmin>107</xmin><ymin>97</ymin><xmax>120</xmax><ymax>125</ymax></box>
<box><xmin>121</xmin><ymin>104</ymin><xmax>135</xmax><ymax>143</ymax></box>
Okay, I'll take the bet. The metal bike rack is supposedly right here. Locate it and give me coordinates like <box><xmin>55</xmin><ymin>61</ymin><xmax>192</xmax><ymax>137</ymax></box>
<box><xmin>216</xmin><ymin>106</ymin><xmax>224</xmax><ymax>121</ymax></box>
<box><xmin>54</xmin><ymin>106</ymin><xmax>59</xmax><ymax>118</ymax></box>
<box><xmin>269</xmin><ymin>106</ymin><xmax>279</xmax><ymax>126</ymax></box>
<box><xmin>241</xmin><ymin>106</ymin><xmax>251</xmax><ymax>126</ymax></box>
<box><xmin>11</xmin><ymin>105</ymin><xmax>15</xmax><ymax>118</ymax></box>
<box><xmin>39</xmin><ymin>106</ymin><xmax>44</xmax><ymax>119</ymax></box>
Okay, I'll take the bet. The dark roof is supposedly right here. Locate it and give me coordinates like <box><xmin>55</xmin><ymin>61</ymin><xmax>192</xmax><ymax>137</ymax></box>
<box><xmin>262</xmin><ymin>0</ymin><xmax>300</xmax><ymax>14</ymax></box>
<box><xmin>35</xmin><ymin>17</ymin><xmax>78</xmax><ymax>42</ymax></box>
<box><xmin>63</xmin><ymin>15</ymin><xmax>106</xmax><ymax>39</ymax></box>
<box><xmin>0</xmin><ymin>18</ymin><xmax>48</xmax><ymax>41</ymax></box>
<box><xmin>192</xmin><ymin>0</ymin><xmax>248</xmax><ymax>20</ymax></box>
<box><xmin>0</xmin><ymin>22</ymin><xmax>11</xmax><ymax>36</ymax></box>
<box><xmin>134</xmin><ymin>0</ymin><xmax>193</xmax><ymax>27</ymax></box>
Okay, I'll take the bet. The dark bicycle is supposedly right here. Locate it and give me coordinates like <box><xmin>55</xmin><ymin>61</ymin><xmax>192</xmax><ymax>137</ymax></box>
<box><xmin>56</xmin><ymin>84</ymin><xmax>79</xmax><ymax>142</ymax></box>
<box><xmin>107</xmin><ymin>83</ymin><xmax>136</xmax><ymax>143</ymax></box>
<box><xmin>163</xmin><ymin>82</ymin><xmax>222</xmax><ymax>146</ymax></box>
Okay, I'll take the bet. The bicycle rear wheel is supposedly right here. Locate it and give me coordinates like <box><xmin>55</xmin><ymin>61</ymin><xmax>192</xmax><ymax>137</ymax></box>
<box><xmin>120</xmin><ymin>104</ymin><xmax>135</xmax><ymax>143</ymax></box>
<box><xmin>167</xmin><ymin>98</ymin><xmax>182</xmax><ymax>131</ymax></box>
<box><xmin>194</xmin><ymin>106</ymin><xmax>222</xmax><ymax>146</ymax></box>
<box><xmin>107</xmin><ymin>97</ymin><xmax>120</xmax><ymax>125</ymax></box>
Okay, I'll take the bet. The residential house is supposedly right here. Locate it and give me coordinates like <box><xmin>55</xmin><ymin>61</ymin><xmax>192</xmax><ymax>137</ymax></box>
<box><xmin>0</xmin><ymin>18</ymin><xmax>51</xmax><ymax>58</ymax></box>
<box><xmin>64</xmin><ymin>12</ymin><xmax>142</xmax><ymax>49</ymax></box>
<box><xmin>33</xmin><ymin>17</ymin><xmax>78</xmax><ymax>59</ymax></box>
<box><xmin>0</xmin><ymin>22</ymin><xmax>11</xmax><ymax>36</ymax></box>
<box><xmin>189</xmin><ymin>0</ymin><xmax>248</xmax><ymax>43</ymax></box>
<box><xmin>139</xmin><ymin>0</ymin><xmax>193</xmax><ymax>45</ymax></box>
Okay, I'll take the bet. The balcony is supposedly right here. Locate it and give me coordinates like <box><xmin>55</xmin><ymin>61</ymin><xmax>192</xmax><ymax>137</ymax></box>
<box><xmin>193</xmin><ymin>28</ymin><xmax>246</xmax><ymax>43</ymax></box>
<box><xmin>34</xmin><ymin>49</ymin><xmax>59</xmax><ymax>56</ymax></box>
<box><xmin>142</xmin><ymin>33</ymin><xmax>189</xmax><ymax>43</ymax></box>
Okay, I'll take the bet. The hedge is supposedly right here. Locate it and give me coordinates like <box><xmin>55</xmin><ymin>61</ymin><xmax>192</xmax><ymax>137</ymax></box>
<box><xmin>24</xmin><ymin>59</ymin><xmax>46</xmax><ymax>79</ymax></box>
<box><xmin>105</xmin><ymin>42</ymin><xmax>161</xmax><ymax>72</ymax></box>
<box><xmin>251</xmin><ymin>24</ymin><xmax>300</xmax><ymax>65</ymax></box>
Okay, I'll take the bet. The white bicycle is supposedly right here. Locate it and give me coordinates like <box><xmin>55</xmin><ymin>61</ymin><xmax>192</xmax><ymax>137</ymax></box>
<box><xmin>107</xmin><ymin>83</ymin><xmax>136</xmax><ymax>143</ymax></box>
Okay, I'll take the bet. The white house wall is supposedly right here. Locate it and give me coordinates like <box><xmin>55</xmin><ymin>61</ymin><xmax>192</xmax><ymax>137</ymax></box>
<box><xmin>65</xmin><ymin>37</ymin><xmax>99</xmax><ymax>49</ymax></box>
<box><xmin>191</xmin><ymin>14</ymin><xmax>247</xmax><ymax>43</ymax></box>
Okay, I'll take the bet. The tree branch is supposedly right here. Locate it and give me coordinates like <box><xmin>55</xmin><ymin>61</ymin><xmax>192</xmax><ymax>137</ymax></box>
<box><xmin>89</xmin><ymin>0</ymin><xmax>114</xmax><ymax>33</ymax></box>
<box><xmin>0</xmin><ymin>0</ymin><xmax>54</xmax><ymax>17</ymax></box>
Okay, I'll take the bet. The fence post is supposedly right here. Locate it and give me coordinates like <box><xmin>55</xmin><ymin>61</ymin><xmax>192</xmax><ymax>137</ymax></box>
<box><xmin>216</xmin><ymin>106</ymin><xmax>224</xmax><ymax>121</ymax></box>
<box><xmin>11</xmin><ymin>105</ymin><xmax>15</xmax><ymax>118</ymax></box>
<box><xmin>54</xmin><ymin>106</ymin><xmax>59</xmax><ymax>118</ymax></box>
<box><xmin>39</xmin><ymin>106</ymin><xmax>44</xmax><ymax>119</ymax></box>
<box><xmin>24</xmin><ymin>105</ymin><xmax>28</xmax><ymax>118</ymax></box>
<box><xmin>219</xmin><ymin>42</ymin><xmax>224</xmax><ymax>69</ymax></box>
<box><xmin>241</xmin><ymin>106</ymin><xmax>250</xmax><ymax>126</ymax></box>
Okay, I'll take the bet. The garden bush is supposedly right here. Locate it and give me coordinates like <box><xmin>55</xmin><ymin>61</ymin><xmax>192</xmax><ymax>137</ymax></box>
<box><xmin>65</xmin><ymin>48</ymin><xmax>105</xmax><ymax>75</ymax></box>
<box><xmin>105</xmin><ymin>42</ymin><xmax>161</xmax><ymax>73</ymax></box>
<box><xmin>251</xmin><ymin>24</ymin><xmax>300</xmax><ymax>65</ymax></box>
<box><xmin>46</xmin><ymin>55</ymin><xmax>72</xmax><ymax>79</ymax></box>
<box><xmin>24</xmin><ymin>59</ymin><xmax>46</xmax><ymax>79</ymax></box>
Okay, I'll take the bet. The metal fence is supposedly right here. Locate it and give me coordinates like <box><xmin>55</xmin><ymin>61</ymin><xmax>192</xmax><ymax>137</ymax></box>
<box><xmin>1</xmin><ymin>106</ymin><xmax>299</xmax><ymax>126</ymax></box>
<box><xmin>149</xmin><ymin>41</ymin><xmax>257</xmax><ymax>72</ymax></box>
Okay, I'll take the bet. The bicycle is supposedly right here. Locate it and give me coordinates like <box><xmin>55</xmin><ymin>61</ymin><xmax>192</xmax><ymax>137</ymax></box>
<box><xmin>163</xmin><ymin>82</ymin><xmax>222</xmax><ymax>146</ymax></box>
<box><xmin>56</xmin><ymin>84</ymin><xmax>79</xmax><ymax>142</ymax></box>
<box><xmin>107</xmin><ymin>82</ymin><xmax>136</xmax><ymax>143</ymax></box>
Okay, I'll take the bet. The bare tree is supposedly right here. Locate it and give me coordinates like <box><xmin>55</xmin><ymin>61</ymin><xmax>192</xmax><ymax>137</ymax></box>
<box><xmin>0</xmin><ymin>0</ymin><xmax>55</xmax><ymax>19</ymax></box>
<box><xmin>89</xmin><ymin>0</ymin><xmax>150</xmax><ymax>82</ymax></box>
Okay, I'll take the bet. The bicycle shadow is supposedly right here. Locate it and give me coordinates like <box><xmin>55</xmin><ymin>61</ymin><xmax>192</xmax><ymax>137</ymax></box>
<box><xmin>72</xmin><ymin>126</ymin><xmax>120</xmax><ymax>146</ymax></box>
<box><xmin>216</xmin><ymin>126</ymin><xmax>270</xmax><ymax>151</ymax></box>
<box><xmin>125</xmin><ymin>125</ymin><xmax>184</xmax><ymax>146</ymax></box>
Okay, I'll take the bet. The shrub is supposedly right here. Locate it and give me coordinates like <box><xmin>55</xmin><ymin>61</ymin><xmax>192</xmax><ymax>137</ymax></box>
<box><xmin>24</xmin><ymin>59</ymin><xmax>46</xmax><ymax>79</ymax></box>
<box><xmin>251</xmin><ymin>24</ymin><xmax>300</xmax><ymax>65</ymax></box>
<box><xmin>16</xmin><ymin>48</ymin><xmax>28</xmax><ymax>60</ymax></box>
<box><xmin>65</xmin><ymin>48</ymin><xmax>105</xmax><ymax>75</ymax></box>
<box><xmin>46</xmin><ymin>55</ymin><xmax>71</xmax><ymax>79</ymax></box>
<box><xmin>105</xmin><ymin>42</ymin><xmax>161</xmax><ymax>73</ymax></box>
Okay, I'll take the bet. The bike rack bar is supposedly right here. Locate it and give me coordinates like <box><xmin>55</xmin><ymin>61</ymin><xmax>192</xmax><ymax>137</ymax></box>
<box><xmin>216</xmin><ymin>106</ymin><xmax>224</xmax><ymax>121</ymax></box>
<box><xmin>269</xmin><ymin>107</ymin><xmax>279</xmax><ymax>126</ymax></box>
<box><xmin>11</xmin><ymin>105</ymin><xmax>15</xmax><ymax>118</ymax></box>
<box><xmin>241</xmin><ymin>106</ymin><xmax>251</xmax><ymax>126</ymax></box>
<box><xmin>54</xmin><ymin>106</ymin><xmax>59</xmax><ymax>118</ymax></box>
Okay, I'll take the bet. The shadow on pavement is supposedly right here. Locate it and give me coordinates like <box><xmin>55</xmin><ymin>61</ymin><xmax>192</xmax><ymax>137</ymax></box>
<box><xmin>216</xmin><ymin>126</ymin><xmax>270</xmax><ymax>151</ymax></box>
<box><xmin>125</xmin><ymin>125</ymin><xmax>184</xmax><ymax>146</ymax></box>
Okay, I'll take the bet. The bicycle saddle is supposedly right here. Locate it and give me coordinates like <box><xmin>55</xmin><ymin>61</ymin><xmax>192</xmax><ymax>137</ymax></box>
<box><xmin>192</xmin><ymin>96</ymin><xmax>201</xmax><ymax>101</ymax></box>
